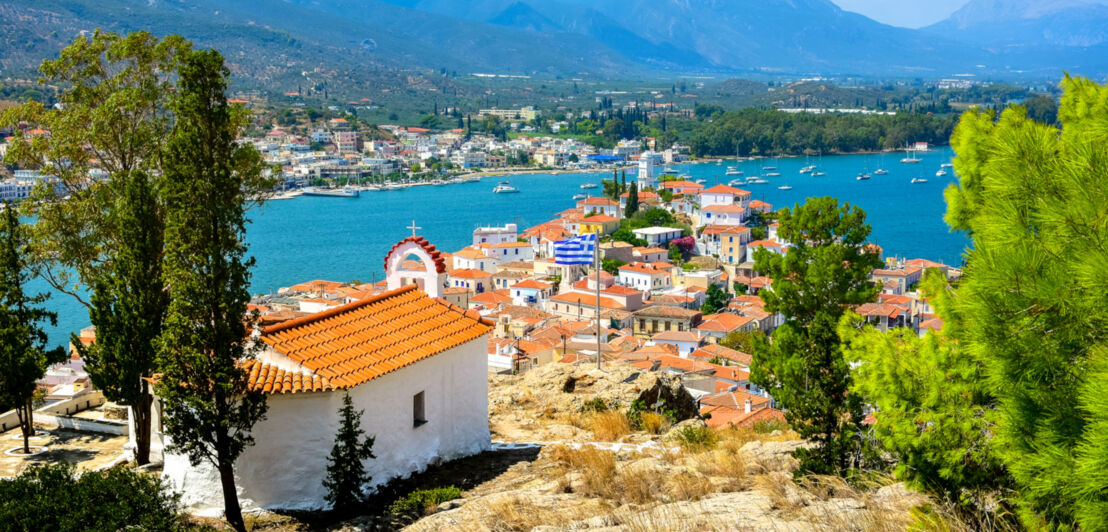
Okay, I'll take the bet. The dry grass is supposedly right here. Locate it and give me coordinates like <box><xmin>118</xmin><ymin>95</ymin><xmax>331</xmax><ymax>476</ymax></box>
<box><xmin>483</xmin><ymin>494</ymin><xmax>607</xmax><ymax>532</ymax></box>
<box><xmin>590</xmin><ymin>410</ymin><xmax>633</xmax><ymax>441</ymax></box>
<box><xmin>665</xmin><ymin>471</ymin><xmax>714</xmax><ymax>501</ymax></box>
<box><xmin>640</xmin><ymin>411</ymin><xmax>671</xmax><ymax>435</ymax></box>
<box><xmin>611</xmin><ymin>503</ymin><xmax>728</xmax><ymax>532</ymax></box>
<box><xmin>546</xmin><ymin>445</ymin><xmax>716</xmax><ymax>505</ymax></box>
<box><xmin>692</xmin><ymin>449</ymin><xmax>749</xmax><ymax>491</ymax></box>
<box><xmin>754</xmin><ymin>471</ymin><xmax>806</xmax><ymax>513</ymax></box>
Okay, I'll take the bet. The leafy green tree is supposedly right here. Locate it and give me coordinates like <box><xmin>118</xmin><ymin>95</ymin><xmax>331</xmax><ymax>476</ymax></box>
<box><xmin>750</xmin><ymin>197</ymin><xmax>881</xmax><ymax>476</ymax></box>
<box><xmin>601</xmin><ymin>258</ymin><xmax>627</xmax><ymax>276</ymax></box>
<box><xmin>323</xmin><ymin>392</ymin><xmax>377</xmax><ymax>514</ymax></box>
<box><xmin>0</xmin><ymin>204</ymin><xmax>65</xmax><ymax>454</ymax></box>
<box><xmin>625</xmin><ymin>181</ymin><xmax>640</xmax><ymax>217</ymax></box>
<box><xmin>732</xmin><ymin>281</ymin><xmax>748</xmax><ymax>295</ymax></box>
<box><xmin>668</xmin><ymin>243</ymin><xmax>682</xmax><ymax>263</ymax></box>
<box><xmin>700</xmin><ymin>283</ymin><xmax>730</xmax><ymax>314</ymax></box>
<box><xmin>840</xmin><ymin>270</ymin><xmax>1006</xmax><ymax>515</ymax></box>
<box><xmin>76</xmin><ymin>171</ymin><xmax>167</xmax><ymax>465</ymax></box>
<box><xmin>1</xmin><ymin>31</ymin><xmax>188</xmax><ymax>305</ymax></box>
<box><xmin>719</xmin><ymin>329</ymin><xmax>764</xmax><ymax>354</ymax></box>
<box><xmin>941</xmin><ymin>76</ymin><xmax>1108</xmax><ymax>529</ymax></box>
<box><xmin>610</xmin><ymin>228</ymin><xmax>647</xmax><ymax>247</ymax></box>
<box><xmin>155</xmin><ymin>49</ymin><xmax>270</xmax><ymax>532</ymax></box>
<box><xmin>2</xmin><ymin>32</ymin><xmax>188</xmax><ymax>464</ymax></box>
<box><xmin>0</xmin><ymin>463</ymin><xmax>183</xmax><ymax>531</ymax></box>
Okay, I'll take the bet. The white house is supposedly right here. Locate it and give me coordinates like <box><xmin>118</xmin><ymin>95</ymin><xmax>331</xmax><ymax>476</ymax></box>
<box><xmin>481</xmin><ymin>241</ymin><xmax>534</xmax><ymax>263</ymax></box>
<box><xmin>700</xmin><ymin>204</ymin><xmax>747</xmax><ymax>226</ymax></box>
<box><xmin>154</xmin><ymin>236</ymin><xmax>493</xmax><ymax>513</ymax></box>
<box><xmin>632</xmin><ymin>227</ymin><xmax>683</xmax><ymax>247</ymax></box>
<box><xmin>473</xmin><ymin>223</ymin><xmax>518</xmax><ymax>246</ymax></box>
<box><xmin>699</xmin><ymin>184</ymin><xmax>751</xmax><ymax>209</ymax></box>
<box><xmin>510</xmin><ymin>279</ymin><xmax>553</xmax><ymax>306</ymax></box>
<box><xmin>577</xmin><ymin>197</ymin><xmax>621</xmax><ymax>218</ymax></box>
<box><xmin>651</xmin><ymin>330</ymin><xmax>701</xmax><ymax>356</ymax></box>
<box><xmin>453</xmin><ymin>247</ymin><xmax>497</xmax><ymax>272</ymax></box>
<box><xmin>618</xmin><ymin>262</ymin><xmax>674</xmax><ymax>291</ymax></box>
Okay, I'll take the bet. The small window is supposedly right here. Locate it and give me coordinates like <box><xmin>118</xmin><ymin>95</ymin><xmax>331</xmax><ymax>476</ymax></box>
<box><xmin>413</xmin><ymin>391</ymin><xmax>427</xmax><ymax>427</ymax></box>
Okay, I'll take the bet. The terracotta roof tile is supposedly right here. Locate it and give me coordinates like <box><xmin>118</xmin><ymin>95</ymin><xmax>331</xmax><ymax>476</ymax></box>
<box><xmin>243</xmin><ymin>360</ymin><xmax>335</xmax><ymax>394</ymax></box>
<box><xmin>260</xmin><ymin>285</ymin><xmax>491</xmax><ymax>390</ymax></box>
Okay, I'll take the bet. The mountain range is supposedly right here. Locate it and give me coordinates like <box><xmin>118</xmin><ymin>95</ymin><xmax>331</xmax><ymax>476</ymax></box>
<box><xmin>2</xmin><ymin>0</ymin><xmax>1107</xmax><ymax>88</ymax></box>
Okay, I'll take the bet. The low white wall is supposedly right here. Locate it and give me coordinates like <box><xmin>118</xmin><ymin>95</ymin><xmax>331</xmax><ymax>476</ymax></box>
<box><xmin>34</xmin><ymin>414</ymin><xmax>128</xmax><ymax>436</ymax></box>
<box><xmin>163</xmin><ymin>336</ymin><xmax>491</xmax><ymax>513</ymax></box>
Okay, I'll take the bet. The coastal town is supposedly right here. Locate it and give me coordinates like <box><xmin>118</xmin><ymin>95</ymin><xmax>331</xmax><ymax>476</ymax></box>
<box><xmin>4</xmin><ymin>6</ymin><xmax>1105</xmax><ymax>530</ymax></box>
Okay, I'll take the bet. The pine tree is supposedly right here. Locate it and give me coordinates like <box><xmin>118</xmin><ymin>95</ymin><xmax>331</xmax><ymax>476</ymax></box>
<box><xmin>77</xmin><ymin>171</ymin><xmax>168</xmax><ymax>465</ymax></box>
<box><xmin>0</xmin><ymin>204</ymin><xmax>65</xmax><ymax>454</ymax></box>
<box><xmin>840</xmin><ymin>270</ymin><xmax>1006</xmax><ymax>516</ymax></box>
<box><xmin>749</xmin><ymin>197</ymin><xmax>881</xmax><ymax>476</ymax></box>
<box><xmin>625</xmin><ymin>181</ymin><xmax>640</xmax><ymax>217</ymax></box>
<box><xmin>323</xmin><ymin>392</ymin><xmax>377</xmax><ymax>514</ymax></box>
<box><xmin>699</xmin><ymin>283</ymin><xmax>729</xmax><ymax>315</ymax></box>
<box><xmin>941</xmin><ymin>76</ymin><xmax>1108</xmax><ymax>528</ymax></box>
<box><xmin>155</xmin><ymin>49</ymin><xmax>270</xmax><ymax>532</ymax></box>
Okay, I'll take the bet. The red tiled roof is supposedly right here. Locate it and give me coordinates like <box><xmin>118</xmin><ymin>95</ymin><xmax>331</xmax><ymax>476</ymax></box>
<box><xmin>260</xmin><ymin>285</ymin><xmax>492</xmax><ymax>390</ymax></box>
<box><xmin>652</xmin><ymin>330</ymin><xmax>700</xmax><ymax>343</ymax></box>
<box><xmin>702</xmin><ymin>204</ymin><xmax>747</xmax><ymax>213</ymax></box>
<box><xmin>690</xmin><ymin>344</ymin><xmax>751</xmax><ymax>366</ymax></box>
<box><xmin>450</xmin><ymin>268</ymin><xmax>493</xmax><ymax>279</ymax></box>
<box><xmin>701</xmin><ymin>184</ymin><xmax>751</xmax><ymax>196</ymax></box>
<box><xmin>700</xmin><ymin>224</ymin><xmax>750</xmax><ymax>236</ymax></box>
<box><xmin>244</xmin><ymin>360</ymin><xmax>335</xmax><ymax>394</ymax></box>
<box><xmin>512</xmin><ymin>279</ymin><xmax>552</xmax><ymax>290</ymax></box>
<box><xmin>583</xmin><ymin>214</ymin><xmax>619</xmax><ymax>223</ymax></box>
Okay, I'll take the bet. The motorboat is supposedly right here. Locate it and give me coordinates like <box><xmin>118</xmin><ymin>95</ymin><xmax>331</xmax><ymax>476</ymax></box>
<box><xmin>725</xmin><ymin>168</ymin><xmax>742</xmax><ymax>176</ymax></box>
<box><xmin>935</xmin><ymin>169</ymin><xmax>948</xmax><ymax>177</ymax></box>
<box><xmin>728</xmin><ymin>178</ymin><xmax>747</xmax><ymax>187</ymax></box>
<box><xmin>941</xmin><ymin>162</ymin><xmax>953</xmax><ymax>168</ymax></box>
<box><xmin>746</xmin><ymin>178</ymin><xmax>769</xmax><ymax>184</ymax></box>
<box><xmin>777</xmin><ymin>185</ymin><xmax>793</xmax><ymax>190</ymax></box>
<box><xmin>910</xmin><ymin>177</ymin><xmax>928</xmax><ymax>184</ymax></box>
<box><xmin>302</xmin><ymin>186</ymin><xmax>359</xmax><ymax>198</ymax></box>
<box><xmin>572</xmin><ymin>193</ymin><xmax>587</xmax><ymax>200</ymax></box>
<box><xmin>812</xmin><ymin>171</ymin><xmax>826</xmax><ymax>176</ymax></box>
<box><xmin>874</xmin><ymin>169</ymin><xmax>888</xmax><ymax>175</ymax></box>
<box><xmin>857</xmin><ymin>174</ymin><xmax>871</xmax><ymax>180</ymax></box>
<box><xmin>765</xmin><ymin>171</ymin><xmax>781</xmax><ymax>177</ymax></box>
<box><xmin>695</xmin><ymin>179</ymin><xmax>706</xmax><ymax>184</ymax></box>
<box><xmin>493</xmin><ymin>181</ymin><xmax>520</xmax><ymax>193</ymax></box>
<box><xmin>799</xmin><ymin>165</ymin><xmax>816</xmax><ymax>174</ymax></box>
<box><xmin>580</xmin><ymin>183</ymin><xmax>598</xmax><ymax>189</ymax></box>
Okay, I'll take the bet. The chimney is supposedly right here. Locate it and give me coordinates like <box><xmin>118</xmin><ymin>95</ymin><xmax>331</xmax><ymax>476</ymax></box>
<box><xmin>744</xmin><ymin>399</ymin><xmax>752</xmax><ymax>414</ymax></box>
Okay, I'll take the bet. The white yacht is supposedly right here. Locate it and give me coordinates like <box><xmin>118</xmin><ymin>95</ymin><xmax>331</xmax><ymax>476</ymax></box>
<box><xmin>935</xmin><ymin>169</ymin><xmax>948</xmax><ymax>177</ymax></box>
<box><xmin>493</xmin><ymin>181</ymin><xmax>520</xmax><ymax>193</ymax></box>
<box><xmin>302</xmin><ymin>186</ymin><xmax>359</xmax><ymax>198</ymax></box>
<box><xmin>580</xmin><ymin>183</ymin><xmax>598</xmax><ymax>189</ymax></box>
<box><xmin>777</xmin><ymin>185</ymin><xmax>793</xmax><ymax>190</ymax></box>
<box><xmin>799</xmin><ymin>165</ymin><xmax>816</xmax><ymax>174</ymax></box>
<box><xmin>857</xmin><ymin>174</ymin><xmax>871</xmax><ymax>181</ymax></box>
<box><xmin>874</xmin><ymin>169</ymin><xmax>888</xmax><ymax>175</ymax></box>
<box><xmin>900</xmin><ymin>149</ymin><xmax>921</xmax><ymax>164</ymax></box>
<box><xmin>572</xmin><ymin>193</ymin><xmax>587</xmax><ymax>200</ymax></box>
<box><xmin>725</xmin><ymin>168</ymin><xmax>742</xmax><ymax>176</ymax></box>
<box><xmin>911</xmin><ymin>177</ymin><xmax>928</xmax><ymax>184</ymax></box>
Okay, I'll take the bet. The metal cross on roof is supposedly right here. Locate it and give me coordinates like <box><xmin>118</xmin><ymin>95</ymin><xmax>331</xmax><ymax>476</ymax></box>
<box><xmin>408</xmin><ymin>220</ymin><xmax>421</xmax><ymax>237</ymax></box>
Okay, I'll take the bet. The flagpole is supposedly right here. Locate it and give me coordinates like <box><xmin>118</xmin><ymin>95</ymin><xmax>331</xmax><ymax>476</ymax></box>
<box><xmin>595</xmin><ymin>229</ymin><xmax>602</xmax><ymax>371</ymax></box>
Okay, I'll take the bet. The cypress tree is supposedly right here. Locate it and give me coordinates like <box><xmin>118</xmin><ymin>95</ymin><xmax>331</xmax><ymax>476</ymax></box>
<box><xmin>156</xmin><ymin>49</ymin><xmax>269</xmax><ymax>532</ymax></box>
<box><xmin>750</xmin><ymin>197</ymin><xmax>881</xmax><ymax>476</ymax></box>
<box><xmin>625</xmin><ymin>181</ymin><xmax>640</xmax><ymax>217</ymax></box>
<box><xmin>323</xmin><ymin>392</ymin><xmax>377</xmax><ymax>514</ymax></box>
<box><xmin>77</xmin><ymin>170</ymin><xmax>167</xmax><ymax>466</ymax></box>
<box><xmin>0</xmin><ymin>203</ymin><xmax>65</xmax><ymax>454</ymax></box>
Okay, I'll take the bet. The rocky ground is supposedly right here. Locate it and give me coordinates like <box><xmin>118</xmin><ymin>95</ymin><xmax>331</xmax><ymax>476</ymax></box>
<box><xmin>313</xmin><ymin>363</ymin><xmax>934</xmax><ymax>532</ymax></box>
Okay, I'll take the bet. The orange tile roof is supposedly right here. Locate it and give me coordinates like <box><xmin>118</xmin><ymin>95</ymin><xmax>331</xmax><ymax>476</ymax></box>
<box><xmin>652</xmin><ymin>330</ymin><xmax>700</xmax><ymax>343</ymax></box>
<box><xmin>856</xmin><ymin>302</ymin><xmax>903</xmax><ymax>319</ymax></box>
<box><xmin>549</xmin><ymin>292</ymin><xmax>625</xmax><ymax>309</ymax></box>
<box><xmin>260</xmin><ymin>285</ymin><xmax>492</xmax><ymax>390</ymax></box>
<box><xmin>748</xmin><ymin>200</ymin><xmax>773</xmax><ymax>210</ymax></box>
<box><xmin>450</xmin><ymin>268</ymin><xmax>493</xmax><ymax>279</ymax></box>
<box><xmin>288</xmin><ymin>279</ymin><xmax>347</xmax><ymax>293</ymax></box>
<box><xmin>580</xmin><ymin>197</ymin><xmax>618</xmax><ymax>206</ymax></box>
<box><xmin>619</xmin><ymin>262</ymin><xmax>671</xmax><ymax>274</ymax></box>
<box><xmin>702</xmin><ymin>204</ymin><xmax>747</xmax><ymax>213</ymax></box>
<box><xmin>512</xmin><ymin>279</ymin><xmax>552</xmax><ymax>290</ymax></box>
<box><xmin>696</xmin><ymin>313</ymin><xmax>753</xmax><ymax>333</ymax></box>
<box><xmin>701</xmin><ymin>184</ymin><xmax>751</xmax><ymax>196</ymax></box>
<box><xmin>747</xmin><ymin>239</ymin><xmax>782</xmax><ymax>248</ymax></box>
<box><xmin>471</xmin><ymin>291</ymin><xmax>512</xmax><ymax>305</ymax></box>
<box><xmin>244</xmin><ymin>360</ymin><xmax>335</xmax><ymax>394</ymax></box>
<box><xmin>454</xmin><ymin>247</ymin><xmax>489</xmax><ymax>259</ymax></box>
<box><xmin>691</xmin><ymin>344</ymin><xmax>752</xmax><ymax>366</ymax></box>
<box><xmin>661</xmin><ymin>180</ymin><xmax>703</xmax><ymax>190</ymax></box>
<box><xmin>583</xmin><ymin>214</ymin><xmax>619</xmax><ymax>223</ymax></box>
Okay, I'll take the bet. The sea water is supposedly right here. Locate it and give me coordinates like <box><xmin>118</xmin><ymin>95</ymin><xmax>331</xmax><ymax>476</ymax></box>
<box><xmin>35</xmin><ymin>146</ymin><xmax>967</xmax><ymax>348</ymax></box>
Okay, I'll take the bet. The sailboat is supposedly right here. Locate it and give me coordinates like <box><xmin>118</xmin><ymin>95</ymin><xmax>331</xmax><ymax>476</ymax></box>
<box><xmin>900</xmin><ymin>147</ymin><xmax>921</xmax><ymax>164</ymax></box>
<box><xmin>765</xmin><ymin>158</ymin><xmax>781</xmax><ymax>177</ymax></box>
<box><xmin>874</xmin><ymin>153</ymin><xmax>888</xmax><ymax>175</ymax></box>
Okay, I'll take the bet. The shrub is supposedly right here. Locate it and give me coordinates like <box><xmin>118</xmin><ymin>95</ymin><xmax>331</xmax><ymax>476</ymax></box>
<box><xmin>672</xmin><ymin>425</ymin><xmax>718</xmax><ymax>451</ymax></box>
<box><xmin>0</xmin><ymin>463</ymin><xmax>183</xmax><ymax>531</ymax></box>
<box><xmin>323</xmin><ymin>392</ymin><xmax>377</xmax><ymax>513</ymax></box>
<box><xmin>640</xmin><ymin>411</ymin><xmax>671</xmax><ymax>435</ymax></box>
<box><xmin>389</xmin><ymin>486</ymin><xmax>464</xmax><ymax>515</ymax></box>
<box><xmin>578</xmin><ymin>397</ymin><xmax>610</xmax><ymax>413</ymax></box>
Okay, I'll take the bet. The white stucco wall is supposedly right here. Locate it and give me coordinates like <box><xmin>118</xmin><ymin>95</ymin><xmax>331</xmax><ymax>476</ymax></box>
<box><xmin>162</xmin><ymin>337</ymin><xmax>491</xmax><ymax>513</ymax></box>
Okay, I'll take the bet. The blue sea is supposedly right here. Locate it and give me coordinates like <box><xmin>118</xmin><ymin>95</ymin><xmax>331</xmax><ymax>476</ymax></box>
<box><xmin>34</xmin><ymin>146</ymin><xmax>968</xmax><ymax>349</ymax></box>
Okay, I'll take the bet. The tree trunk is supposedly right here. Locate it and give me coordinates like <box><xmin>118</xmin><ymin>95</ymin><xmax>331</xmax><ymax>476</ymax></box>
<box><xmin>217</xmin><ymin>448</ymin><xmax>246</xmax><ymax>532</ymax></box>
<box><xmin>131</xmin><ymin>381</ymin><xmax>154</xmax><ymax>465</ymax></box>
<box><xmin>132</xmin><ymin>392</ymin><xmax>153</xmax><ymax>465</ymax></box>
<box><xmin>15</xmin><ymin>401</ymin><xmax>31</xmax><ymax>454</ymax></box>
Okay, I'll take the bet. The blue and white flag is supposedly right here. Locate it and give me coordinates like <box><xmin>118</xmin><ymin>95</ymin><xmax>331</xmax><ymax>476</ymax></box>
<box><xmin>554</xmin><ymin>233</ymin><xmax>597</xmax><ymax>265</ymax></box>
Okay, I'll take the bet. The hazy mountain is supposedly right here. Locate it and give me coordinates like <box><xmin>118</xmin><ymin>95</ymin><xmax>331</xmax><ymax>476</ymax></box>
<box><xmin>4</xmin><ymin>0</ymin><xmax>1108</xmax><ymax>86</ymax></box>
<box><xmin>926</xmin><ymin>0</ymin><xmax>1108</xmax><ymax>47</ymax></box>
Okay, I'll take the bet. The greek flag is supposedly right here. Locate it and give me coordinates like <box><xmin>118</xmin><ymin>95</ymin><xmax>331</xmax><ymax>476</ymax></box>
<box><xmin>554</xmin><ymin>233</ymin><xmax>597</xmax><ymax>265</ymax></box>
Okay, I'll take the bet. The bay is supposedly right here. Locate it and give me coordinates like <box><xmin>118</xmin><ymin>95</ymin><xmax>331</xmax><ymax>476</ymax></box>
<box><xmin>34</xmin><ymin>146</ymin><xmax>967</xmax><ymax>349</ymax></box>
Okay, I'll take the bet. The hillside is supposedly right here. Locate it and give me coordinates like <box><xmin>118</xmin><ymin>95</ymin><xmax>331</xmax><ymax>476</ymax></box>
<box><xmin>4</xmin><ymin>0</ymin><xmax>1108</xmax><ymax>90</ymax></box>
<box><xmin>927</xmin><ymin>0</ymin><xmax>1108</xmax><ymax>47</ymax></box>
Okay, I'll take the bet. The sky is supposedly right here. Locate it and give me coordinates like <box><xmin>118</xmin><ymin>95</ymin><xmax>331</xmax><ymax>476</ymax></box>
<box><xmin>832</xmin><ymin>0</ymin><xmax>970</xmax><ymax>27</ymax></box>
